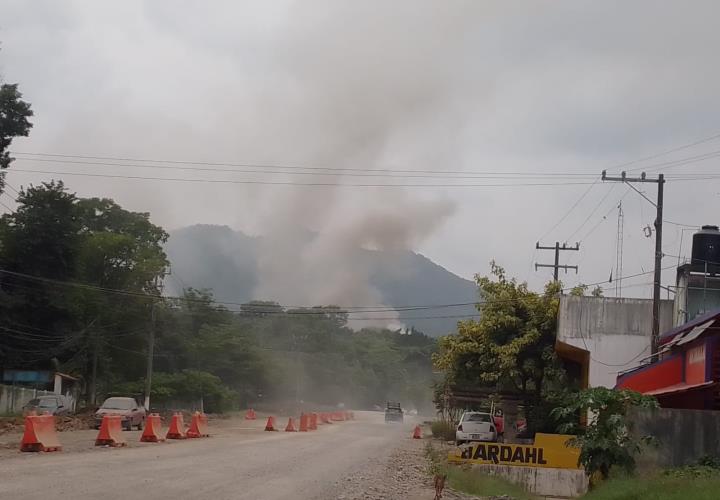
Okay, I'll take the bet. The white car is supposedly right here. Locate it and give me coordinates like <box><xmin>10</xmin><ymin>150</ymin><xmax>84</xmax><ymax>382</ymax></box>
<box><xmin>455</xmin><ymin>411</ymin><xmax>498</xmax><ymax>445</ymax></box>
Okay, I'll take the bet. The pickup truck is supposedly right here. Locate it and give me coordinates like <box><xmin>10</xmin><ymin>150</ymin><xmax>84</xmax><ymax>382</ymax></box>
<box><xmin>384</xmin><ymin>402</ymin><xmax>404</xmax><ymax>423</ymax></box>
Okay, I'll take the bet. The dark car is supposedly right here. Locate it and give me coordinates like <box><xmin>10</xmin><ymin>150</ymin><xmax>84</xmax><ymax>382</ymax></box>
<box><xmin>384</xmin><ymin>402</ymin><xmax>404</xmax><ymax>423</ymax></box>
<box><xmin>95</xmin><ymin>397</ymin><xmax>146</xmax><ymax>430</ymax></box>
<box><xmin>22</xmin><ymin>395</ymin><xmax>71</xmax><ymax>416</ymax></box>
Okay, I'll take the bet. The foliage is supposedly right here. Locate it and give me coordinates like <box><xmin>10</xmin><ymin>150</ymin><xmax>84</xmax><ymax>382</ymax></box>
<box><xmin>0</xmin><ymin>183</ymin><xmax>438</xmax><ymax>412</ymax></box>
<box><xmin>0</xmin><ymin>183</ymin><xmax>169</xmax><ymax>402</ymax></box>
<box><xmin>552</xmin><ymin>387</ymin><xmax>658</xmax><ymax>479</ymax></box>
<box><xmin>582</xmin><ymin>472</ymin><xmax>720</xmax><ymax>500</ymax></box>
<box><xmin>433</xmin><ymin>262</ymin><xmax>564</xmax><ymax>434</ymax></box>
<box><xmin>430</xmin><ymin>419</ymin><xmax>457</xmax><ymax>441</ymax></box>
<box><xmin>0</xmin><ymin>82</ymin><xmax>34</xmax><ymax>190</ymax></box>
<box><xmin>570</xmin><ymin>283</ymin><xmax>604</xmax><ymax>297</ymax></box>
<box><xmin>424</xmin><ymin>442</ymin><xmax>536</xmax><ymax>499</ymax></box>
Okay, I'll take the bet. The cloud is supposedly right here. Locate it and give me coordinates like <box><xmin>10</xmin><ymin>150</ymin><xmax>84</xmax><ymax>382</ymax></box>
<box><xmin>1</xmin><ymin>0</ymin><xmax>719</xmax><ymax>297</ymax></box>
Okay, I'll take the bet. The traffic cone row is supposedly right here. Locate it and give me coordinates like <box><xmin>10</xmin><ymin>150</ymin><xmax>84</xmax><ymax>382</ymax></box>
<box><xmin>20</xmin><ymin>411</ymin><xmax>211</xmax><ymax>453</ymax></box>
<box><xmin>258</xmin><ymin>409</ymin><xmax>358</xmax><ymax>436</ymax></box>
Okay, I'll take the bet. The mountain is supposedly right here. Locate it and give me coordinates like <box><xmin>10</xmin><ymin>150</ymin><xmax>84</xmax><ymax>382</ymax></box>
<box><xmin>164</xmin><ymin>225</ymin><xmax>477</xmax><ymax>336</ymax></box>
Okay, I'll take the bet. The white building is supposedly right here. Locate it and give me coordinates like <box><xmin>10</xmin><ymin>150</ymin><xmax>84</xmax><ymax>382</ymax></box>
<box><xmin>555</xmin><ymin>295</ymin><xmax>674</xmax><ymax>389</ymax></box>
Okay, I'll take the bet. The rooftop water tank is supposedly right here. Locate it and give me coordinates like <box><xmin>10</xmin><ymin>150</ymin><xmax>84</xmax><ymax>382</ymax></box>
<box><xmin>691</xmin><ymin>225</ymin><xmax>720</xmax><ymax>272</ymax></box>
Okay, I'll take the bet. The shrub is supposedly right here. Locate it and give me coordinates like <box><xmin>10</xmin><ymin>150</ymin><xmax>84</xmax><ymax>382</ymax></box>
<box><xmin>431</xmin><ymin>419</ymin><xmax>457</xmax><ymax>441</ymax></box>
<box><xmin>552</xmin><ymin>387</ymin><xmax>658</xmax><ymax>479</ymax></box>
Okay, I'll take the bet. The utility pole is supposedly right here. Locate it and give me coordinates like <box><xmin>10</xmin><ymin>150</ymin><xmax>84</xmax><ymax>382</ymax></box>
<box><xmin>535</xmin><ymin>242</ymin><xmax>580</xmax><ymax>282</ymax></box>
<box><xmin>602</xmin><ymin>170</ymin><xmax>665</xmax><ymax>355</ymax></box>
<box><xmin>143</xmin><ymin>301</ymin><xmax>156</xmax><ymax>411</ymax></box>
<box><xmin>144</xmin><ymin>274</ymin><xmax>165</xmax><ymax>411</ymax></box>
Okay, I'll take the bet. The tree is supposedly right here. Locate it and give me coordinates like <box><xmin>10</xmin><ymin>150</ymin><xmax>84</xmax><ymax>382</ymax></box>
<box><xmin>433</xmin><ymin>262</ymin><xmax>564</xmax><ymax>433</ymax></box>
<box><xmin>552</xmin><ymin>387</ymin><xmax>658</xmax><ymax>479</ymax></box>
<box><xmin>0</xmin><ymin>82</ymin><xmax>34</xmax><ymax>192</ymax></box>
<box><xmin>0</xmin><ymin>183</ymin><xmax>169</xmax><ymax>401</ymax></box>
<box><xmin>570</xmin><ymin>283</ymin><xmax>604</xmax><ymax>297</ymax></box>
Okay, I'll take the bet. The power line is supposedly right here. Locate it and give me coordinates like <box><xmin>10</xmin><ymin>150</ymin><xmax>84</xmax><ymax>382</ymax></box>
<box><xmin>0</xmin><ymin>263</ymin><xmax>672</xmax><ymax>320</ymax></box>
<box><xmin>537</xmin><ymin>179</ymin><xmax>600</xmax><ymax>241</ymax></box>
<box><xmin>6</xmin><ymin>167</ymin><xmax>600</xmax><ymax>189</ymax></box>
<box><xmin>10</xmin><ymin>156</ymin><xmax>601</xmax><ymax>181</ymax></box>
<box><xmin>622</xmin><ymin>131</ymin><xmax>720</xmax><ymax>172</ymax></box>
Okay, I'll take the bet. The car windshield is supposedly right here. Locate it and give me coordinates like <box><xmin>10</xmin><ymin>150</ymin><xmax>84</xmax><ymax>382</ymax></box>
<box><xmin>101</xmin><ymin>398</ymin><xmax>133</xmax><ymax>410</ymax></box>
<box><xmin>463</xmin><ymin>413</ymin><xmax>492</xmax><ymax>423</ymax></box>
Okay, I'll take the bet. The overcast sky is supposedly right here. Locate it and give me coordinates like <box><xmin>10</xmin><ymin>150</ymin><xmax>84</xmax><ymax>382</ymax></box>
<box><xmin>1</xmin><ymin>0</ymin><xmax>719</xmax><ymax>299</ymax></box>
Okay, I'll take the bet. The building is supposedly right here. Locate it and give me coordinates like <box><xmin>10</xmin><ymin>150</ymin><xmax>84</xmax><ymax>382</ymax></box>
<box><xmin>616</xmin><ymin>308</ymin><xmax>720</xmax><ymax>409</ymax></box>
<box><xmin>555</xmin><ymin>295</ymin><xmax>673</xmax><ymax>389</ymax></box>
<box><xmin>615</xmin><ymin>225</ymin><xmax>720</xmax><ymax>409</ymax></box>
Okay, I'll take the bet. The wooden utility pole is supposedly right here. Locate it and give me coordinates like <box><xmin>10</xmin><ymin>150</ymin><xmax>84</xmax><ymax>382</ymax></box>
<box><xmin>143</xmin><ymin>301</ymin><xmax>156</xmax><ymax>411</ymax></box>
<box><xmin>602</xmin><ymin>170</ymin><xmax>665</xmax><ymax>355</ymax></box>
<box><xmin>535</xmin><ymin>242</ymin><xmax>580</xmax><ymax>282</ymax></box>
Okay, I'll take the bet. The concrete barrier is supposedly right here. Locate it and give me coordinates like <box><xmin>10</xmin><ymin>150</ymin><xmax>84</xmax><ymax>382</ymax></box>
<box><xmin>465</xmin><ymin>463</ymin><xmax>588</xmax><ymax>498</ymax></box>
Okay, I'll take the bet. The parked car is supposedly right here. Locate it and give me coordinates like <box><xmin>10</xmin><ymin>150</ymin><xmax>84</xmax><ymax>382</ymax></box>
<box><xmin>384</xmin><ymin>402</ymin><xmax>404</xmax><ymax>423</ymax></box>
<box><xmin>95</xmin><ymin>397</ymin><xmax>146</xmax><ymax>431</ymax></box>
<box><xmin>22</xmin><ymin>395</ymin><xmax>71</xmax><ymax>416</ymax></box>
<box><xmin>456</xmin><ymin>411</ymin><xmax>498</xmax><ymax>445</ymax></box>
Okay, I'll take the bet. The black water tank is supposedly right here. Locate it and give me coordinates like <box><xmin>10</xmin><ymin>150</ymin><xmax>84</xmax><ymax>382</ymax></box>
<box><xmin>692</xmin><ymin>225</ymin><xmax>720</xmax><ymax>272</ymax></box>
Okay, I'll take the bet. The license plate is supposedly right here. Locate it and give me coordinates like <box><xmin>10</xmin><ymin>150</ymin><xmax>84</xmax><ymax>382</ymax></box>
<box><xmin>470</xmin><ymin>434</ymin><xmax>481</xmax><ymax>439</ymax></box>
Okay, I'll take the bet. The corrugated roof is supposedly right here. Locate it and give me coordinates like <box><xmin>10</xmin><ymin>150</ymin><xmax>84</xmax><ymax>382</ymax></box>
<box><xmin>659</xmin><ymin>307</ymin><xmax>720</xmax><ymax>344</ymax></box>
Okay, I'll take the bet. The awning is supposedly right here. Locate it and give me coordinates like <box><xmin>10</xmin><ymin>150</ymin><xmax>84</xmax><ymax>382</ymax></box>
<box><xmin>644</xmin><ymin>381</ymin><xmax>716</xmax><ymax>396</ymax></box>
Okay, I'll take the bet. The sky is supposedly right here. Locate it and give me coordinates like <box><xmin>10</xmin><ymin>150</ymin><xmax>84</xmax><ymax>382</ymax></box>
<box><xmin>1</xmin><ymin>0</ymin><xmax>720</xmax><ymax>301</ymax></box>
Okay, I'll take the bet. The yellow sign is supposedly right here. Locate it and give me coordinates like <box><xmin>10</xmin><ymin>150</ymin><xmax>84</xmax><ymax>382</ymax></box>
<box><xmin>448</xmin><ymin>433</ymin><xmax>581</xmax><ymax>470</ymax></box>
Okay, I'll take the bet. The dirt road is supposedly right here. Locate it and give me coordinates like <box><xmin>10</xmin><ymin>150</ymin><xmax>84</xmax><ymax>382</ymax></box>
<box><xmin>0</xmin><ymin>411</ymin><xmax>438</xmax><ymax>500</ymax></box>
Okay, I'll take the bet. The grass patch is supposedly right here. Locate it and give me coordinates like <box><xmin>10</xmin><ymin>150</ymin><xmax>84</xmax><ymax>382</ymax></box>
<box><xmin>445</xmin><ymin>465</ymin><xmax>537</xmax><ymax>499</ymax></box>
<box><xmin>430</xmin><ymin>419</ymin><xmax>456</xmax><ymax>441</ymax></box>
<box><xmin>585</xmin><ymin>470</ymin><xmax>720</xmax><ymax>500</ymax></box>
<box><xmin>424</xmin><ymin>441</ymin><xmax>537</xmax><ymax>499</ymax></box>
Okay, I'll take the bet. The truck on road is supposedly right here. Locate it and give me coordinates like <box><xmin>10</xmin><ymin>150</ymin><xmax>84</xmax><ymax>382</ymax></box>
<box><xmin>384</xmin><ymin>402</ymin><xmax>403</xmax><ymax>423</ymax></box>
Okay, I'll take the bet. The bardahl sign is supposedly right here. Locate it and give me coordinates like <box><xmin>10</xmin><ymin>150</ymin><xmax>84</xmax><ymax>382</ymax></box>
<box><xmin>448</xmin><ymin>433</ymin><xmax>581</xmax><ymax>470</ymax></box>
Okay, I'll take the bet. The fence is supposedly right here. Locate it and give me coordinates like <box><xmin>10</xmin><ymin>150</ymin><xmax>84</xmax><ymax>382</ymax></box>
<box><xmin>0</xmin><ymin>384</ymin><xmax>69</xmax><ymax>414</ymax></box>
<box><xmin>630</xmin><ymin>407</ymin><xmax>720</xmax><ymax>469</ymax></box>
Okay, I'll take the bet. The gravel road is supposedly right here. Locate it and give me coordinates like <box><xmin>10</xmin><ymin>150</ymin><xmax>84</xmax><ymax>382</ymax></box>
<box><xmin>0</xmin><ymin>411</ymin><xmax>446</xmax><ymax>500</ymax></box>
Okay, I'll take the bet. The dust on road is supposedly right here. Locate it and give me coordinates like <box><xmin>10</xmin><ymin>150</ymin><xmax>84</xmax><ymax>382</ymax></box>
<box><xmin>0</xmin><ymin>411</ymin><xmax>441</xmax><ymax>500</ymax></box>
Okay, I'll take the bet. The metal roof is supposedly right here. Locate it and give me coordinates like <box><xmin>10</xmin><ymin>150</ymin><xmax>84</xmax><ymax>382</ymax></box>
<box><xmin>659</xmin><ymin>307</ymin><xmax>720</xmax><ymax>344</ymax></box>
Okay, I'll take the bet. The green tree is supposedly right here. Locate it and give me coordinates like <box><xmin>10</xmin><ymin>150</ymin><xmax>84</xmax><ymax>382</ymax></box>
<box><xmin>0</xmin><ymin>82</ymin><xmax>33</xmax><ymax>192</ymax></box>
<box><xmin>552</xmin><ymin>387</ymin><xmax>658</xmax><ymax>479</ymax></box>
<box><xmin>433</xmin><ymin>262</ymin><xmax>563</xmax><ymax>433</ymax></box>
<box><xmin>0</xmin><ymin>183</ymin><xmax>169</xmax><ymax>401</ymax></box>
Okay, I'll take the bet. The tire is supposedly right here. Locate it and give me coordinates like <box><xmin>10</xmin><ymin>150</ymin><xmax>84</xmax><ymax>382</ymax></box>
<box><xmin>123</xmin><ymin>421</ymin><xmax>132</xmax><ymax>431</ymax></box>
<box><xmin>137</xmin><ymin>418</ymin><xmax>144</xmax><ymax>431</ymax></box>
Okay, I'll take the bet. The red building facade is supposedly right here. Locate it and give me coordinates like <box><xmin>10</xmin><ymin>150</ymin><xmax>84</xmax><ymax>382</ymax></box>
<box><xmin>616</xmin><ymin>309</ymin><xmax>720</xmax><ymax>410</ymax></box>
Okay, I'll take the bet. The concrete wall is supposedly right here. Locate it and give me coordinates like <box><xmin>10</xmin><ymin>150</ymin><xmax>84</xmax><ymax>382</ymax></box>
<box><xmin>630</xmin><ymin>407</ymin><xmax>720</xmax><ymax>469</ymax></box>
<box><xmin>467</xmin><ymin>463</ymin><xmax>588</xmax><ymax>498</ymax></box>
<box><xmin>557</xmin><ymin>296</ymin><xmax>674</xmax><ymax>388</ymax></box>
<box><xmin>0</xmin><ymin>384</ymin><xmax>54</xmax><ymax>414</ymax></box>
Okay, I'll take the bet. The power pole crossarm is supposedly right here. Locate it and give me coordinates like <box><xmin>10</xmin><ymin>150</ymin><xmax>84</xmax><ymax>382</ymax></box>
<box><xmin>535</xmin><ymin>241</ymin><xmax>580</xmax><ymax>282</ymax></box>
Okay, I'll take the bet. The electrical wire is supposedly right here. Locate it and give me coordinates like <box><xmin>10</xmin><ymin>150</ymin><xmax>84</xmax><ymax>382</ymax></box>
<box><xmin>9</xmin><ymin>157</ymin><xmax>602</xmax><ymax>181</ymax></box>
<box><xmin>6</xmin><ymin>167</ymin><xmax>599</xmax><ymax>189</ymax></box>
<box><xmin>623</xmin><ymin>131</ymin><xmax>720</xmax><ymax>172</ymax></box>
<box><xmin>10</xmin><ymin>151</ymin><xmax>598</xmax><ymax>177</ymax></box>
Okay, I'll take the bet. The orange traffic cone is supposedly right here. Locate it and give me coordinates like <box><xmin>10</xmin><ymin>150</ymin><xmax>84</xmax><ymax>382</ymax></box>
<box><xmin>166</xmin><ymin>413</ymin><xmax>187</xmax><ymax>439</ymax></box>
<box><xmin>245</xmin><ymin>408</ymin><xmax>257</xmax><ymax>420</ymax></box>
<box><xmin>299</xmin><ymin>414</ymin><xmax>309</xmax><ymax>432</ymax></box>
<box><xmin>285</xmin><ymin>417</ymin><xmax>297</xmax><ymax>432</ymax></box>
<box><xmin>265</xmin><ymin>416</ymin><xmax>278</xmax><ymax>431</ymax></box>
<box><xmin>309</xmin><ymin>413</ymin><xmax>318</xmax><ymax>431</ymax></box>
<box><xmin>412</xmin><ymin>425</ymin><xmax>422</xmax><ymax>439</ymax></box>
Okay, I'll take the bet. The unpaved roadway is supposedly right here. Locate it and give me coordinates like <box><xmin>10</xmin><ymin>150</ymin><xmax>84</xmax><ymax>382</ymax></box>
<box><xmin>0</xmin><ymin>411</ymin><xmax>441</xmax><ymax>500</ymax></box>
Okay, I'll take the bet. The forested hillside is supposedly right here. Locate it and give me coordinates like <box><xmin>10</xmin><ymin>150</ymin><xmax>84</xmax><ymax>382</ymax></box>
<box><xmin>165</xmin><ymin>224</ymin><xmax>477</xmax><ymax>336</ymax></box>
